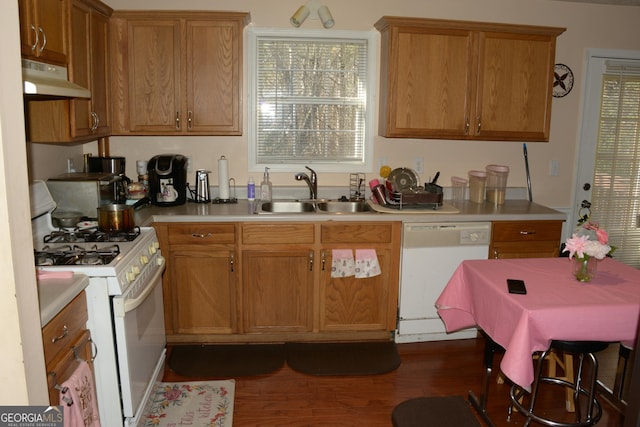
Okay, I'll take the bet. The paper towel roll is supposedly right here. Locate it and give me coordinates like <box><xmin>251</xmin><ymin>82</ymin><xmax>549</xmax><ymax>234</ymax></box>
<box><xmin>218</xmin><ymin>156</ymin><xmax>230</xmax><ymax>200</ymax></box>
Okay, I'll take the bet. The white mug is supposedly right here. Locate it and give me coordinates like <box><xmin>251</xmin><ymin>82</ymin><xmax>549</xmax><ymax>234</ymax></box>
<box><xmin>161</xmin><ymin>183</ymin><xmax>178</xmax><ymax>202</ymax></box>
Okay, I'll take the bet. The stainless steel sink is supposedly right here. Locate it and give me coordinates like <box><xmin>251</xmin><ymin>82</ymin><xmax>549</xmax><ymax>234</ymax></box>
<box><xmin>259</xmin><ymin>201</ymin><xmax>316</xmax><ymax>213</ymax></box>
<box><xmin>257</xmin><ymin>200</ymin><xmax>372</xmax><ymax>214</ymax></box>
<box><xmin>316</xmin><ymin>201</ymin><xmax>371</xmax><ymax>213</ymax></box>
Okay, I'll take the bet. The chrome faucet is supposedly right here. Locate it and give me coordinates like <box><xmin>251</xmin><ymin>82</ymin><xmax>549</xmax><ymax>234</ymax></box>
<box><xmin>294</xmin><ymin>166</ymin><xmax>318</xmax><ymax>200</ymax></box>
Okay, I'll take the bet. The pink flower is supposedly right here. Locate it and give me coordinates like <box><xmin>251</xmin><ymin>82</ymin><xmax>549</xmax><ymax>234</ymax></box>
<box><xmin>595</xmin><ymin>228</ymin><xmax>608</xmax><ymax>245</ymax></box>
<box><xmin>564</xmin><ymin>233</ymin><xmax>590</xmax><ymax>259</ymax></box>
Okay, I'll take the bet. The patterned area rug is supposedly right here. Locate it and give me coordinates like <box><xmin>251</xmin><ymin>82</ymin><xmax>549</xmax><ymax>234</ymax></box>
<box><xmin>143</xmin><ymin>380</ymin><xmax>235</xmax><ymax>427</ymax></box>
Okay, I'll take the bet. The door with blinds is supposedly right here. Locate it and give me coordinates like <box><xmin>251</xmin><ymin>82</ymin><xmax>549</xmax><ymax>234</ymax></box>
<box><xmin>574</xmin><ymin>49</ymin><xmax>640</xmax><ymax>268</ymax></box>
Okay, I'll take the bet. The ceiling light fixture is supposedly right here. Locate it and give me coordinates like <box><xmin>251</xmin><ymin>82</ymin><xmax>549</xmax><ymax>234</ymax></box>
<box><xmin>290</xmin><ymin>0</ymin><xmax>334</xmax><ymax>29</ymax></box>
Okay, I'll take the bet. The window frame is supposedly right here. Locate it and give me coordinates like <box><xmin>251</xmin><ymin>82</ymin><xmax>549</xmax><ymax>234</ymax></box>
<box><xmin>247</xmin><ymin>27</ymin><xmax>378</xmax><ymax>173</ymax></box>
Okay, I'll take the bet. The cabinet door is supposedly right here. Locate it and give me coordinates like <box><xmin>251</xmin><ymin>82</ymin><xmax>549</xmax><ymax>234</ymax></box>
<box><xmin>170</xmin><ymin>249</ymin><xmax>236</xmax><ymax>334</ymax></box>
<box><xmin>242</xmin><ymin>250</ymin><xmax>314</xmax><ymax>333</ymax></box>
<box><xmin>475</xmin><ymin>32</ymin><xmax>555</xmax><ymax>141</ymax></box>
<box><xmin>19</xmin><ymin>0</ymin><xmax>67</xmax><ymax>65</ymax></box>
<box><xmin>319</xmin><ymin>248</ymin><xmax>395</xmax><ymax>332</ymax></box>
<box><xmin>126</xmin><ymin>19</ymin><xmax>182</xmax><ymax>133</ymax></box>
<box><xmin>69</xmin><ymin>0</ymin><xmax>92</xmax><ymax>137</ymax></box>
<box><xmin>186</xmin><ymin>19</ymin><xmax>242</xmax><ymax>134</ymax></box>
<box><xmin>87</xmin><ymin>6</ymin><xmax>111</xmax><ymax>136</ymax></box>
<box><xmin>380</xmin><ymin>26</ymin><xmax>474</xmax><ymax>138</ymax></box>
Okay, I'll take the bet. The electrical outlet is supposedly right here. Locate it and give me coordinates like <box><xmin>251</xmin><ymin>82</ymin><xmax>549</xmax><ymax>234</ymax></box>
<box><xmin>186</xmin><ymin>156</ymin><xmax>193</xmax><ymax>171</ymax></box>
<box><xmin>376</xmin><ymin>158</ymin><xmax>387</xmax><ymax>171</ymax></box>
<box><xmin>414</xmin><ymin>157</ymin><xmax>424</xmax><ymax>174</ymax></box>
<box><xmin>549</xmin><ymin>159</ymin><xmax>559</xmax><ymax>176</ymax></box>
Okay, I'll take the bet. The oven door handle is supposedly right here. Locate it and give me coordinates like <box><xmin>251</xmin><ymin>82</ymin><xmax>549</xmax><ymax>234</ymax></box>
<box><xmin>123</xmin><ymin>258</ymin><xmax>165</xmax><ymax>314</ymax></box>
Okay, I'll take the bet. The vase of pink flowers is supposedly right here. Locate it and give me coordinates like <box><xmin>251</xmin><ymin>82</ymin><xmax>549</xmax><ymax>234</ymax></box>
<box><xmin>563</xmin><ymin>221</ymin><xmax>614</xmax><ymax>282</ymax></box>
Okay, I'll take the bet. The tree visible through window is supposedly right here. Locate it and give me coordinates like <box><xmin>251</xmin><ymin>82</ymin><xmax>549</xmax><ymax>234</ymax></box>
<box><xmin>248</xmin><ymin>29</ymin><xmax>375</xmax><ymax>172</ymax></box>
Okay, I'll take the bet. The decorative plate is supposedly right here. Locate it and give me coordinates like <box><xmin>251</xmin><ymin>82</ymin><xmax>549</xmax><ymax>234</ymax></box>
<box><xmin>553</xmin><ymin>63</ymin><xmax>574</xmax><ymax>98</ymax></box>
<box><xmin>388</xmin><ymin>168</ymin><xmax>419</xmax><ymax>192</ymax></box>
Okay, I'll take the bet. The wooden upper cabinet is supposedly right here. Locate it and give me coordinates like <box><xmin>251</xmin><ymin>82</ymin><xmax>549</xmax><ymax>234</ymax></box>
<box><xmin>19</xmin><ymin>0</ymin><xmax>68</xmax><ymax>65</ymax></box>
<box><xmin>69</xmin><ymin>0</ymin><xmax>112</xmax><ymax>139</ymax></box>
<box><xmin>26</xmin><ymin>0</ymin><xmax>112</xmax><ymax>144</ymax></box>
<box><xmin>375</xmin><ymin>17</ymin><xmax>565</xmax><ymax>141</ymax></box>
<box><xmin>110</xmin><ymin>11</ymin><xmax>249</xmax><ymax>136</ymax></box>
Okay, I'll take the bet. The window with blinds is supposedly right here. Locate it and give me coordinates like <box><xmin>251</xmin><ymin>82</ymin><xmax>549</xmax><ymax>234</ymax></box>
<box><xmin>248</xmin><ymin>29</ymin><xmax>376</xmax><ymax>172</ymax></box>
<box><xmin>592</xmin><ymin>60</ymin><xmax>640</xmax><ymax>267</ymax></box>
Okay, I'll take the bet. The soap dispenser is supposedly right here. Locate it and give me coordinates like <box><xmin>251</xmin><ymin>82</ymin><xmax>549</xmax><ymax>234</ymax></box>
<box><xmin>260</xmin><ymin>167</ymin><xmax>272</xmax><ymax>201</ymax></box>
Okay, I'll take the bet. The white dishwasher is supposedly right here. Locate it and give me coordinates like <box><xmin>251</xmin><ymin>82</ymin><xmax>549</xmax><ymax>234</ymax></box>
<box><xmin>396</xmin><ymin>222</ymin><xmax>491</xmax><ymax>343</ymax></box>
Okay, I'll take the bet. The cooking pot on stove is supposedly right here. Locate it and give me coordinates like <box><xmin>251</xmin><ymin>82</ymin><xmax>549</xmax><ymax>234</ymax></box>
<box><xmin>52</xmin><ymin>210</ymin><xmax>83</xmax><ymax>228</ymax></box>
<box><xmin>97</xmin><ymin>204</ymin><xmax>135</xmax><ymax>232</ymax></box>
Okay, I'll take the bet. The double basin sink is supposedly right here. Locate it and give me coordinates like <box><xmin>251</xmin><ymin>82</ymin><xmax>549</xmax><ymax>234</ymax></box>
<box><xmin>257</xmin><ymin>199</ymin><xmax>372</xmax><ymax>214</ymax></box>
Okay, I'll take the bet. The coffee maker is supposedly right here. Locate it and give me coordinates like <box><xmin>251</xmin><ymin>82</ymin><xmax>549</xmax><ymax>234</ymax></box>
<box><xmin>86</xmin><ymin>156</ymin><xmax>130</xmax><ymax>202</ymax></box>
<box><xmin>148</xmin><ymin>154</ymin><xmax>188</xmax><ymax>206</ymax></box>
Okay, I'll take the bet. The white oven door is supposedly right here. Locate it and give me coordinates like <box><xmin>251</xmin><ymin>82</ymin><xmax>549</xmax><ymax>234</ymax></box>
<box><xmin>112</xmin><ymin>259</ymin><xmax>167</xmax><ymax>420</ymax></box>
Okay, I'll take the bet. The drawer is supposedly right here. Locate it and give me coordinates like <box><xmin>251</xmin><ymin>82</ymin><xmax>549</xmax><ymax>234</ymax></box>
<box><xmin>491</xmin><ymin>221</ymin><xmax>563</xmax><ymax>243</ymax></box>
<box><xmin>321</xmin><ymin>223</ymin><xmax>394</xmax><ymax>244</ymax></box>
<box><xmin>167</xmin><ymin>223</ymin><xmax>236</xmax><ymax>245</ymax></box>
<box><xmin>42</xmin><ymin>292</ymin><xmax>88</xmax><ymax>366</ymax></box>
<box><xmin>242</xmin><ymin>223</ymin><xmax>315</xmax><ymax>244</ymax></box>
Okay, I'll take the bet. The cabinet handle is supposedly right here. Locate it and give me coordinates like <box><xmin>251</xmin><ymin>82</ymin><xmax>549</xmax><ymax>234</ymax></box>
<box><xmin>51</xmin><ymin>325</ymin><xmax>68</xmax><ymax>343</ymax></box>
<box><xmin>30</xmin><ymin>24</ymin><xmax>39</xmax><ymax>52</ymax></box>
<box><xmin>321</xmin><ymin>251</ymin><xmax>326</xmax><ymax>271</ymax></box>
<box><xmin>38</xmin><ymin>27</ymin><xmax>46</xmax><ymax>54</ymax></box>
<box><xmin>187</xmin><ymin>111</ymin><xmax>193</xmax><ymax>130</ymax></box>
<box><xmin>464</xmin><ymin>119</ymin><xmax>470</xmax><ymax>135</ymax></box>
<box><xmin>91</xmin><ymin>112</ymin><xmax>99</xmax><ymax>132</ymax></box>
<box><xmin>308</xmin><ymin>251</ymin><xmax>314</xmax><ymax>272</ymax></box>
<box><xmin>191</xmin><ymin>232</ymin><xmax>213</xmax><ymax>239</ymax></box>
<box><xmin>229</xmin><ymin>253</ymin><xmax>234</xmax><ymax>273</ymax></box>
<box><xmin>493</xmin><ymin>249</ymin><xmax>499</xmax><ymax>259</ymax></box>
<box><xmin>175</xmin><ymin>112</ymin><xmax>180</xmax><ymax>130</ymax></box>
<box><xmin>476</xmin><ymin>117</ymin><xmax>481</xmax><ymax>134</ymax></box>
<box><xmin>519</xmin><ymin>230</ymin><xmax>537</xmax><ymax>235</ymax></box>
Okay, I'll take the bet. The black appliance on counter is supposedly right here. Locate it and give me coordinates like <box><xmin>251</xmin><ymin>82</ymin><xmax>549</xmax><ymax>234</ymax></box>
<box><xmin>148</xmin><ymin>154</ymin><xmax>187</xmax><ymax>206</ymax></box>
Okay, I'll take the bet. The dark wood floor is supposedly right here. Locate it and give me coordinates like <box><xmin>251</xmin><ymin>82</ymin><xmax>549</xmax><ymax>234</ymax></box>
<box><xmin>163</xmin><ymin>337</ymin><xmax>628</xmax><ymax>426</ymax></box>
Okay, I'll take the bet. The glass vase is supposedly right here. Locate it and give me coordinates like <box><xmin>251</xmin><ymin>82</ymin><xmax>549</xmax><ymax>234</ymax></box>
<box><xmin>573</xmin><ymin>256</ymin><xmax>597</xmax><ymax>282</ymax></box>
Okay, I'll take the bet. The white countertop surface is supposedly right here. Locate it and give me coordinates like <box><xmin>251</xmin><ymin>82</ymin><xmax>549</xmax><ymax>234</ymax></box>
<box><xmin>38</xmin><ymin>272</ymin><xmax>89</xmax><ymax>326</ymax></box>
<box><xmin>135</xmin><ymin>198</ymin><xmax>566</xmax><ymax>225</ymax></box>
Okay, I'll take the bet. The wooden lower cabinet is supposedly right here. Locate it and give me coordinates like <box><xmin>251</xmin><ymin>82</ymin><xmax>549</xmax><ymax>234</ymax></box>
<box><xmin>154</xmin><ymin>223</ymin><xmax>238</xmax><ymax>341</ymax></box>
<box><xmin>489</xmin><ymin>220</ymin><xmax>563</xmax><ymax>259</ymax></box>
<box><xmin>242</xmin><ymin>249</ymin><xmax>314</xmax><ymax>333</ymax></box>
<box><xmin>171</xmin><ymin>248</ymin><xmax>236</xmax><ymax>335</ymax></box>
<box><xmin>156</xmin><ymin>220</ymin><xmax>401</xmax><ymax>343</ymax></box>
<box><xmin>319</xmin><ymin>223</ymin><xmax>400</xmax><ymax>333</ymax></box>
<box><xmin>42</xmin><ymin>291</ymin><xmax>95</xmax><ymax>406</ymax></box>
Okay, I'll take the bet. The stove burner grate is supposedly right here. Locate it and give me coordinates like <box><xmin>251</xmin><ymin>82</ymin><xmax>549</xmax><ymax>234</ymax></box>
<box><xmin>44</xmin><ymin>226</ymin><xmax>141</xmax><ymax>244</ymax></box>
<box><xmin>34</xmin><ymin>244</ymin><xmax>121</xmax><ymax>266</ymax></box>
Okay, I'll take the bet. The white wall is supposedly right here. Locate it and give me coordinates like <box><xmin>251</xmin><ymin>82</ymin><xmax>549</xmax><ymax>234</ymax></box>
<box><xmin>28</xmin><ymin>0</ymin><xmax>635</xmax><ymax>210</ymax></box>
<box><xmin>1</xmin><ymin>1</ymin><xmax>48</xmax><ymax>404</ymax></box>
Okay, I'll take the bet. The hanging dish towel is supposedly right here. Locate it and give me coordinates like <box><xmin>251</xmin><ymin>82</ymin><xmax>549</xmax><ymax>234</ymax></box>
<box><xmin>355</xmin><ymin>249</ymin><xmax>381</xmax><ymax>278</ymax></box>
<box><xmin>331</xmin><ymin>249</ymin><xmax>355</xmax><ymax>278</ymax></box>
<box><xmin>60</xmin><ymin>360</ymin><xmax>101</xmax><ymax>427</ymax></box>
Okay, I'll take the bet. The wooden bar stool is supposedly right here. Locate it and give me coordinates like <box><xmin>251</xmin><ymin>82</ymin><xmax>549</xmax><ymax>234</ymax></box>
<box><xmin>508</xmin><ymin>340</ymin><xmax>609</xmax><ymax>427</ymax></box>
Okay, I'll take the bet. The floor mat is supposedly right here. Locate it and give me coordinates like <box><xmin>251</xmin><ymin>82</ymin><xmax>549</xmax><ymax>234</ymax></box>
<box><xmin>143</xmin><ymin>380</ymin><xmax>234</xmax><ymax>427</ymax></box>
<box><xmin>391</xmin><ymin>396</ymin><xmax>481</xmax><ymax>427</ymax></box>
<box><xmin>285</xmin><ymin>341</ymin><xmax>401</xmax><ymax>376</ymax></box>
<box><xmin>168</xmin><ymin>344</ymin><xmax>286</xmax><ymax>377</ymax></box>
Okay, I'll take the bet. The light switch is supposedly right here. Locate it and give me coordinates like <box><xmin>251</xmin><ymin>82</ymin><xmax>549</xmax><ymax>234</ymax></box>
<box><xmin>549</xmin><ymin>160</ymin><xmax>559</xmax><ymax>176</ymax></box>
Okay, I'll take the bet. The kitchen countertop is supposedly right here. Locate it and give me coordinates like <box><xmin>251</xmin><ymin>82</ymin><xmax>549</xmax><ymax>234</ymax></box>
<box><xmin>37</xmin><ymin>272</ymin><xmax>89</xmax><ymax>326</ymax></box>
<box><xmin>135</xmin><ymin>198</ymin><xmax>566</xmax><ymax>225</ymax></box>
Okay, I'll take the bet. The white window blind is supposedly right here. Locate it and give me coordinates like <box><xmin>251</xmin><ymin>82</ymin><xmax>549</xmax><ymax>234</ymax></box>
<box><xmin>592</xmin><ymin>59</ymin><xmax>640</xmax><ymax>267</ymax></box>
<box><xmin>248</xmin><ymin>29</ymin><xmax>375</xmax><ymax>172</ymax></box>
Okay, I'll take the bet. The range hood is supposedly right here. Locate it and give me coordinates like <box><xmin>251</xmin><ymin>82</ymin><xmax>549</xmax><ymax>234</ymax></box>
<box><xmin>22</xmin><ymin>59</ymin><xmax>90</xmax><ymax>99</ymax></box>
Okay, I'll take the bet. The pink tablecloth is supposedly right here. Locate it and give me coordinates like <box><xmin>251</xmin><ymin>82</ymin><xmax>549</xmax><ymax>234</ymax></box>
<box><xmin>436</xmin><ymin>257</ymin><xmax>640</xmax><ymax>391</ymax></box>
